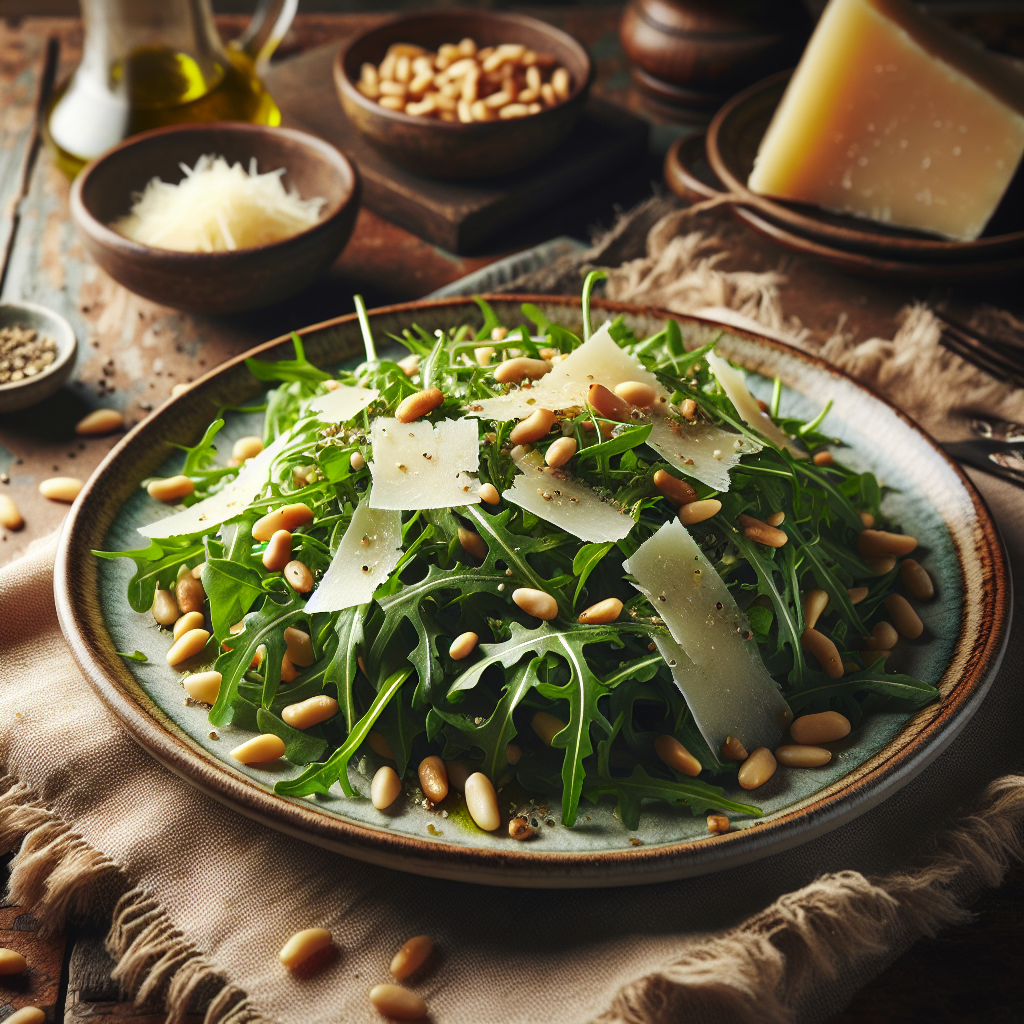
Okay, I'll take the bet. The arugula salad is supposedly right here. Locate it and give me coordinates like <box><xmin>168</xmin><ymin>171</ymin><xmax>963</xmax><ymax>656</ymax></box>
<box><xmin>99</xmin><ymin>277</ymin><xmax>939</xmax><ymax>835</ymax></box>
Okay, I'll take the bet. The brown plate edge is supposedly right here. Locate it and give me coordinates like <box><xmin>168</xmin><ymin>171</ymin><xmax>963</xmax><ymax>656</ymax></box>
<box><xmin>53</xmin><ymin>294</ymin><xmax>1011</xmax><ymax>888</ymax></box>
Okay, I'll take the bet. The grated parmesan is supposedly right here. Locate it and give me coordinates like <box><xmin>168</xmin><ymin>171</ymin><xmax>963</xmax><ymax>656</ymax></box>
<box><xmin>112</xmin><ymin>154</ymin><xmax>326</xmax><ymax>252</ymax></box>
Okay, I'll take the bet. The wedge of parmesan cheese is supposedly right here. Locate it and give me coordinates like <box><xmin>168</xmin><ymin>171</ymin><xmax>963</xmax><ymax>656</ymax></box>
<box><xmin>304</xmin><ymin>500</ymin><xmax>403</xmax><ymax>614</ymax></box>
<box><xmin>705</xmin><ymin>351</ymin><xmax>805</xmax><ymax>457</ymax></box>
<box><xmin>368</xmin><ymin>417</ymin><xmax>480</xmax><ymax>510</ymax></box>
<box><xmin>646</xmin><ymin>415</ymin><xmax>761</xmax><ymax>492</ymax></box>
<box><xmin>138</xmin><ymin>430</ymin><xmax>292</xmax><ymax>540</ymax></box>
<box><xmin>467</xmin><ymin>323</ymin><xmax>665</xmax><ymax>421</ymax></box>
<box><xmin>308</xmin><ymin>385</ymin><xmax>377</xmax><ymax>424</ymax></box>
<box><xmin>503</xmin><ymin>446</ymin><xmax>635</xmax><ymax>543</ymax></box>
<box><xmin>624</xmin><ymin>520</ymin><xmax>792</xmax><ymax>752</ymax></box>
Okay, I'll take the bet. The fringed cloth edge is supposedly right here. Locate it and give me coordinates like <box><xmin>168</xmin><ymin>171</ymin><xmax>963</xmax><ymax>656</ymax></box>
<box><xmin>0</xmin><ymin>771</ymin><xmax>1020</xmax><ymax>1024</ymax></box>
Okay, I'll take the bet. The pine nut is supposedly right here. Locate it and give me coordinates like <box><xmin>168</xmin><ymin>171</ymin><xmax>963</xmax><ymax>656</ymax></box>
<box><xmin>857</xmin><ymin>529</ymin><xmax>918</xmax><ymax>558</ymax></box>
<box><xmin>493</xmin><ymin>356</ymin><xmax>551</xmax><ymax>384</ymax></box>
<box><xmin>284</xmin><ymin>560</ymin><xmax>313</xmax><ymax>593</ymax></box>
<box><xmin>443</xmin><ymin>759</ymin><xmax>477</xmax><ymax>792</ymax></box>
<box><xmin>231</xmin><ymin>436</ymin><xmax>264</xmax><ymax>461</ymax></box>
<box><xmin>509</xmin><ymin>815</ymin><xmax>534</xmax><ymax>840</ymax></box>
<box><xmin>531</xmin><ymin>710</ymin><xmax>565</xmax><ymax>746</ymax></box>
<box><xmin>458</xmin><ymin>526</ymin><xmax>487</xmax><ymax>560</ymax></box>
<box><xmin>417</xmin><ymin>756</ymin><xmax>448</xmax><ymax>802</ymax></box>
<box><xmin>654</xmin><ymin>734</ymin><xmax>702</xmax><ymax>776</ymax></box>
<box><xmin>0</xmin><ymin>948</ymin><xmax>27</xmax><ymax>975</ymax></box>
<box><xmin>282</xmin><ymin>695</ymin><xmax>338</xmax><ymax>729</ymax></box>
<box><xmin>776</xmin><ymin>744</ymin><xmax>832</xmax><ymax>767</ymax></box>
<box><xmin>279</xmin><ymin>928</ymin><xmax>332</xmax><ymax>971</ymax></box>
<box><xmin>0</xmin><ymin>495</ymin><xmax>23</xmax><ymax>530</ymax></box>
<box><xmin>858</xmin><ymin>511</ymin><xmax>875</xmax><ymax>528</ymax></box>
<box><xmin>379</xmin><ymin>96</ymin><xmax>404</xmax><ymax>111</ymax></box>
<box><xmin>901</xmin><ymin>558</ymin><xmax>934</xmax><ymax>600</ymax></box>
<box><xmin>4</xmin><ymin>1009</ymin><xmax>44</xmax><ymax>1024</ymax></box>
<box><xmin>847</xmin><ymin>586</ymin><xmax>869</xmax><ymax>604</ymax></box>
<box><xmin>464</xmin><ymin>771</ymin><xmax>500</xmax><ymax>830</ymax></box>
<box><xmin>369</xmin><ymin>984</ymin><xmax>427</xmax><ymax>1021</ymax></box>
<box><xmin>390</xmin><ymin>934</ymin><xmax>433</xmax><ymax>980</ymax></box>
<box><xmin>478</xmin><ymin>482</ymin><xmax>500</xmax><ymax>504</ymax></box>
<box><xmin>152</xmin><ymin>588</ymin><xmax>179</xmax><ymax>626</ymax></box>
<box><xmin>371</xmin><ymin>765</ymin><xmax>403</xmax><ymax>809</ymax></box>
<box><xmin>578</xmin><ymin>597</ymin><xmax>622</xmax><ymax>625</ymax></box>
<box><xmin>367</xmin><ymin>730</ymin><xmax>394</xmax><ymax>759</ymax></box>
<box><xmin>540</xmin><ymin>82</ymin><xmax>557</xmax><ymax>106</ymax></box>
<box><xmin>252</xmin><ymin>503</ymin><xmax>314</xmax><ymax>541</ymax></box>
<box><xmin>147</xmin><ymin>475</ymin><xmax>195</xmax><ymax>502</ymax></box>
<box><xmin>395</xmin><ymin>387</ymin><xmax>443</xmax><ymax>423</ymax></box>
<box><xmin>679</xmin><ymin>398</ymin><xmax>697</xmax><ymax>420</ymax></box>
<box><xmin>505</xmin><ymin>742</ymin><xmax>521</xmax><ymax>765</ymax></box>
<box><xmin>39</xmin><ymin>476</ymin><xmax>82</xmax><ymax>502</ymax></box>
<box><xmin>738</xmin><ymin>747</ymin><xmax>777</xmax><ymax>789</ymax></box>
<box><xmin>884</xmin><ymin>593</ymin><xmax>923</xmax><ymax>639</ymax></box>
<box><xmin>230</xmin><ymin>733</ymin><xmax>285</xmax><ymax>764</ymax></box>
<box><xmin>802</xmin><ymin>588</ymin><xmax>829</xmax><ymax>630</ymax></box>
<box><xmin>868</xmin><ymin>621</ymin><xmax>899</xmax><ymax>650</ymax></box>
<box><xmin>653</xmin><ymin>469</ymin><xmax>696</xmax><ymax>505</ymax></box>
<box><xmin>449</xmin><ymin>631</ymin><xmax>478</xmax><ymax>660</ymax></box>
<box><xmin>474</xmin><ymin>345</ymin><xmax>495</xmax><ymax>366</ymax></box>
<box><xmin>614</xmin><ymin>380</ymin><xmax>658</xmax><ymax>408</ymax></box>
<box><xmin>545</xmin><ymin>435</ymin><xmax>577</xmax><ymax>467</ymax></box>
<box><xmin>173</xmin><ymin>611</ymin><xmax>204</xmax><ymax>640</ymax></box>
<box><xmin>813</xmin><ymin>451</ymin><xmax>835</xmax><ymax>467</ymax></box>
<box><xmin>511</xmin><ymin>408</ymin><xmax>556</xmax><ymax>445</ymax></box>
<box><xmin>552</xmin><ymin>66</ymin><xmax>571</xmax><ymax>99</ymax></box>
<box><xmin>766</xmin><ymin>510</ymin><xmax>786</xmax><ymax>527</ymax></box>
<box><xmin>183</xmin><ymin>671</ymin><xmax>221</xmax><ymax>704</ymax></box>
<box><xmin>707</xmin><ymin>814</ymin><xmax>730</xmax><ymax>835</ymax></box>
<box><xmin>258</xmin><ymin>532</ymin><xmax>291</xmax><ymax>575</ymax></box>
<box><xmin>739</xmin><ymin>514</ymin><xmax>788</xmax><ymax>548</ymax></box>
<box><xmin>801</xmin><ymin>627</ymin><xmax>844</xmax><ymax>678</ymax></box>
<box><xmin>865</xmin><ymin>555</ymin><xmax>896</xmax><ymax>575</ymax></box>
<box><xmin>720</xmin><ymin>735</ymin><xmax>748</xmax><ymax>760</ymax></box>
<box><xmin>790</xmin><ymin>711</ymin><xmax>850</xmax><ymax>744</ymax></box>
<box><xmin>513</xmin><ymin>587</ymin><xmax>557</xmax><ymax>620</ymax></box>
<box><xmin>679</xmin><ymin>498</ymin><xmax>721</xmax><ymax>525</ymax></box>
<box><xmin>281</xmin><ymin>627</ymin><xmax>313</xmax><ymax>668</ymax></box>
<box><xmin>191</xmin><ymin>563</ymin><xmax>204</xmax><ymax>579</ymax></box>
<box><xmin>166</xmin><ymin>628</ymin><xmax>210</xmax><ymax>666</ymax></box>
<box><xmin>397</xmin><ymin>353</ymin><xmax>420</xmax><ymax>376</ymax></box>
<box><xmin>350</xmin><ymin>450</ymin><xmax>366</xmax><ymax>471</ymax></box>
<box><xmin>75</xmin><ymin>407</ymin><xmax>124</xmax><ymax>435</ymax></box>
<box><xmin>176</xmin><ymin>569</ymin><xmax>205</xmax><ymax>614</ymax></box>
<box><xmin>587</xmin><ymin>382</ymin><xmax>631</xmax><ymax>421</ymax></box>
<box><xmin>280</xmin><ymin>653</ymin><xmax>299</xmax><ymax>683</ymax></box>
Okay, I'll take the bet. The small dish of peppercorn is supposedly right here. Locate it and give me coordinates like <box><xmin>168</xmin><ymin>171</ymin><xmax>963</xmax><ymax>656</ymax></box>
<box><xmin>0</xmin><ymin>301</ymin><xmax>78</xmax><ymax>413</ymax></box>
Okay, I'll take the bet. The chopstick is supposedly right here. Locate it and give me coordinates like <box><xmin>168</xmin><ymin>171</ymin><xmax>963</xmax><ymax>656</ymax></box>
<box><xmin>935</xmin><ymin>311</ymin><xmax>1024</xmax><ymax>389</ymax></box>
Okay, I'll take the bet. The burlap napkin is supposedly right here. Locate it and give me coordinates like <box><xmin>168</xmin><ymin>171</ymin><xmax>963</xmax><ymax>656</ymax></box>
<box><xmin>0</xmin><ymin>452</ymin><xmax>1020</xmax><ymax>1024</ymax></box>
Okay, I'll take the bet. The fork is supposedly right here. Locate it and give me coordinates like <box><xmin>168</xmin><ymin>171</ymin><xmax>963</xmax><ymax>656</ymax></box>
<box><xmin>935</xmin><ymin>311</ymin><xmax>1024</xmax><ymax>389</ymax></box>
<box><xmin>941</xmin><ymin>417</ymin><xmax>1024</xmax><ymax>488</ymax></box>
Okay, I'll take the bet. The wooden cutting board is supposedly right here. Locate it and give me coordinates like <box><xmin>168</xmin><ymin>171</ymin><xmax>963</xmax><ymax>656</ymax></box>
<box><xmin>264</xmin><ymin>43</ymin><xmax>649</xmax><ymax>254</ymax></box>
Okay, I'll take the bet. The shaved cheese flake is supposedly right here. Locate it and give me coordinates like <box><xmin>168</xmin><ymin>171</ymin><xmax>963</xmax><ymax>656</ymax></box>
<box><xmin>368</xmin><ymin>417</ymin><xmax>480</xmax><ymax>510</ymax></box>
<box><xmin>624</xmin><ymin>520</ymin><xmax>791</xmax><ymax>752</ymax></box>
<box><xmin>468</xmin><ymin>322</ymin><xmax>665</xmax><ymax>421</ymax></box>
<box><xmin>305</xmin><ymin>500</ymin><xmax>402</xmax><ymax>613</ymax></box>
<box><xmin>503</xmin><ymin>445</ymin><xmax>635</xmax><ymax>543</ymax></box>
<box><xmin>705</xmin><ymin>351</ymin><xmax>805</xmax><ymax>457</ymax></box>
<box><xmin>112</xmin><ymin>154</ymin><xmax>326</xmax><ymax>253</ymax></box>
<box><xmin>309</xmin><ymin>385</ymin><xmax>377</xmax><ymax>424</ymax></box>
<box><xmin>646</xmin><ymin>415</ymin><xmax>760</xmax><ymax>492</ymax></box>
<box><xmin>139</xmin><ymin>430</ymin><xmax>292</xmax><ymax>540</ymax></box>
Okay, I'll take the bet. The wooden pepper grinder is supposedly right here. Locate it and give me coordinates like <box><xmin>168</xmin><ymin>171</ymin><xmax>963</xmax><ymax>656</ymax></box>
<box><xmin>620</xmin><ymin>0</ymin><xmax>811</xmax><ymax>123</ymax></box>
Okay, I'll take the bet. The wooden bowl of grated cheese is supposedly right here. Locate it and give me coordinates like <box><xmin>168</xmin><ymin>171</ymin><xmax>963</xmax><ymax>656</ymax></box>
<box><xmin>70</xmin><ymin>122</ymin><xmax>360</xmax><ymax>314</ymax></box>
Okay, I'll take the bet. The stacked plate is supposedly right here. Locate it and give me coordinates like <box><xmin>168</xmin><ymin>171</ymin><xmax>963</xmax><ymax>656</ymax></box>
<box><xmin>665</xmin><ymin>71</ymin><xmax>1024</xmax><ymax>282</ymax></box>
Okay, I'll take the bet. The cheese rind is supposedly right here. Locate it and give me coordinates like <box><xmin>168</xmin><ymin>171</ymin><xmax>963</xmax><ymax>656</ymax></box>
<box><xmin>624</xmin><ymin>521</ymin><xmax>792</xmax><ymax>752</ymax></box>
<box><xmin>748</xmin><ymin>0</ymin><xmax>1024</xmax><ymax>241</ymax></box>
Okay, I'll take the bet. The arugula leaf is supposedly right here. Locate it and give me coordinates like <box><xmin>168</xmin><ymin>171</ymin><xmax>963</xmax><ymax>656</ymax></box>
<box><xmin>94</xmin><ymin>539</ymin><xmax>204</xmax><ymax>613</ymax></box>
<box><xmin>200</xmin><ymin>558</ymin><xmax>265</xmax><ymax>640</ymax></box>
<box><xmin>117</xmin><ymin>650</ymin><xmax>148</xmax><ymax>662</ymax></box>
<box><xmin>572</xmin><ymin>542</ymin><xmax>614</xmax><ymax>605</ymax></box>
<box><xmin>325</xmin><ymin>605</ymin><xmax>365</xmax><ymax>732</ymax></box>
<box><xmin>245</xmin><ymin>333</ymin><xmax>332</xmax><ymax>385</ymax></box>
<box><xmin>788</xmin><ymin>669</ymin><xmax>939</xmax><ymax>713</ymax></box>
<box><xmin>256</xmin><ymin>707</ymin><xmax>327</xmax><ymax>764</ymax></box>
<box><xmin>575</xmin><ymin>423</ymin><xmax>653</xmax><ymax>463</ymax></box>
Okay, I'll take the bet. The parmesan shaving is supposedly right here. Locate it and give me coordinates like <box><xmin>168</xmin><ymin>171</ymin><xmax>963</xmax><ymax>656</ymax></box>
<box><xmin>503</xmin><ymin>445</ymin><xmax>635</xmax><ymax>543</ymax></box>
<box><xmin>304</xmin><ymin>500</ymin><xmax>403</xmax><ymax>614</ymax></box>
<box><xmin>368</xmin><ymin>417</ymin><xmax>480</xmax><ymax>510</ymax></box>
<box><xmin>705</xmin><ymin>351</ymin><xmax>805</xmax><ymax>457</ymax></box>
<box><xmin>309</xmin><ymin>385</ymin><xmax>378</xmax><ymax>424</ymax></box>
<box><xmin>112</xmin><ymin>154</ymin><xmax>326</xmax><ymax>253</ymax></box>
<box><xmin>646</xmin><ymin>415</ymin><xmax>761</xmax><ymax>492</ymax></box>
<box><xmin>624</xmin><ymin>520</ymin><xmax>791</xmax><ymax>752</ymax></box>
<box><xmin>139</xmin><ymin>430</ymin><xmax>292</xmax><ymax>540</ymax></box>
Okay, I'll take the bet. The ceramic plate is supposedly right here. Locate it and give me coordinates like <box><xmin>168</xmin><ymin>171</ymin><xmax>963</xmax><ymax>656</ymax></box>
<box><xmin>55</xmin><ymin>297</ymin><xmax>1009</xmax><ymax>887</ymax></box>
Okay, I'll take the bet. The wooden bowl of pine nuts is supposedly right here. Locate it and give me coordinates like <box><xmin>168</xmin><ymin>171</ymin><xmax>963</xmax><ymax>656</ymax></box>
<box><xmin>334</xmin><ymin>11</ymin><xmax>593</xmax><ymax>181</ymax></box>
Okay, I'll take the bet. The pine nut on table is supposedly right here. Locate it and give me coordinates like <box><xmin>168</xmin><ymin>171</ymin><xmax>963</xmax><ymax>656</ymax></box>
<box><xmin>390</xmin><ymin>934</ymin><xmax>433</xmax><ymax>980</ymax></box>
<box><xmin>369</xmin><ymin>984</ymin><xmax>427</xmax><ymax>1021</ymax></box>
<box><xmin>0</xmin><ymin>494</ymin><xmax>24</xmax><ymax>530</ymax></box>
<box><xmin>279</xmin><ymin>928</ymin><xmax>332</xmax><ymax>971</ymax></box>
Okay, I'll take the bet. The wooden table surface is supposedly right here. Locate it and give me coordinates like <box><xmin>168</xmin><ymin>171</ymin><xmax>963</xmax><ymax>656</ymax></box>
<box><xmin>0</xmin><ymin>8</ymin><xmax>1020</xmax><ymax>1024</ymax></box>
